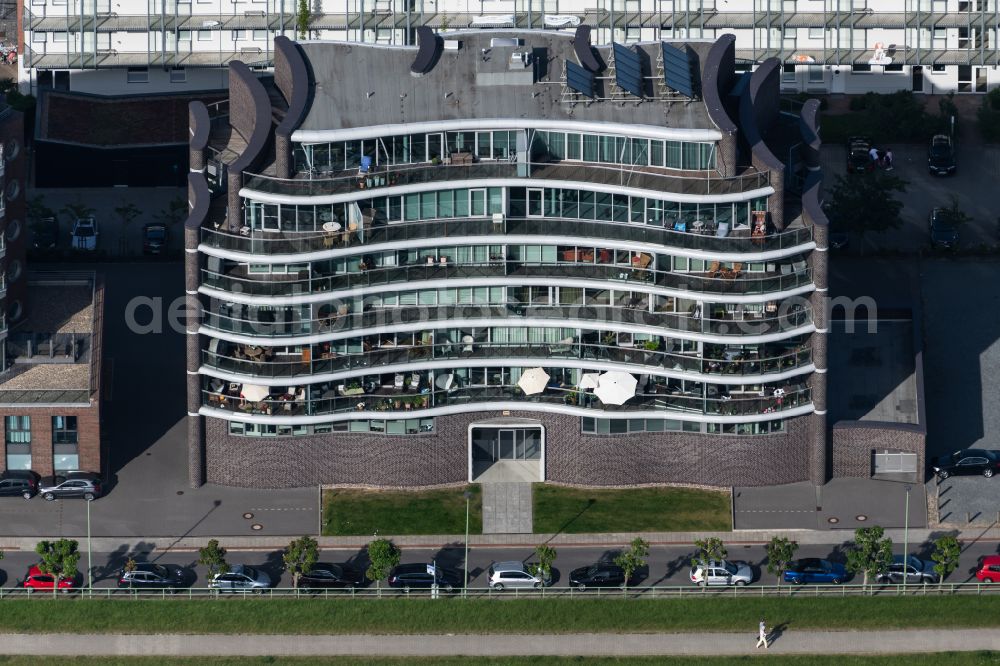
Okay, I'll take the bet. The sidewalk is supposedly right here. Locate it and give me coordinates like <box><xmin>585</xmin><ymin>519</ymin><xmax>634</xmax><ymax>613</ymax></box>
<box><xmin>3</xmin><ymin>629</ymin><xmax>999</xmax><ymax>656</ymax></box>
<box><xmin>0</xmin><ymin>524</ymin><xmax>996</xmax><ymax>552</ymax></box>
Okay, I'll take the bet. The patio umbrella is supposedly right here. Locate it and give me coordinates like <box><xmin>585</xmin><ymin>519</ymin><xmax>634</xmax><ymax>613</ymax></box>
<box><xmin>517</xmin><ymin>367</ymin><xmax>550</xmax><ymax>395</ymax></box>
<box><xmin>240</xmin><ymin>383</ymin><xmax>270</xmax><ymax>402</ymax></box>
<box><xmin>435</xmin><ymin>373</ymin><xmax>455</xmax><ymax>390</ymax></box>
<box><xmin>594</xmin><ymin>371</ymin><xmax>637</xmax><ymax>405</ymax></box>
<box><xmin>578</xmin><ymin>373</ymin><xmax>601</xmax><ymax>390</ymax></box>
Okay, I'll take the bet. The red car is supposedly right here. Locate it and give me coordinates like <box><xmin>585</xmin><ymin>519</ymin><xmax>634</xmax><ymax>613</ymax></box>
<box><xmin>976</xmin><ymin>556</ymin><xmax>1000</xmax><ymax>583</ymax></box>
<box><xmin>23</xmin><ymin>565</ymin><xmax>76</xmax><ymax>591</ymax></box>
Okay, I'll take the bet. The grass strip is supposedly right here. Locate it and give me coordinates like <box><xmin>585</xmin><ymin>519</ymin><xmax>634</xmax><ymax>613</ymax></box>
<box><xmin>533</xmin><ymin>485</ymin><xmax>731</xmax><ymax>533</ymax></box>
<box><xmin>0</xmin><ymin>656</ymin><xmax>998</xmax><ymax>666</ymax></box>
<box><xmin>0</xmin><ymin>596</ymin><xmax>997</xmax><ymax>635</ymax></box>
<box><xmin>322</xmin><ymin>485</ymin><xmax>482</xmax><ymax>536</ymax></box>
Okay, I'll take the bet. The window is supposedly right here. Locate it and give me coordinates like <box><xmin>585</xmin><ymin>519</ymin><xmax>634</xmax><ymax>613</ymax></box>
<box><xmin>53</xmin><ymin>32</ymin><xmax>68</xmax><ymax>43</ymax></box>
<box><xmin>198</xmin><ymin>30</ymin><xmax>213</xmax><ymax>41</ymax></box>
<box><xmin>807</xmin><ymin>66</ymin><xmax>824</xmax><ymax>82</ymax></box>
<box><xmin>932</xmin><ymin>63</ymin><xmax>946</xmax><ymax>73</ymax></box>
<box><xmin>807</xmin><ymin>27</ymin><xmax>824</xmax><ymax>40</ymax></box>
<box><xmin>126</xmin><ymin>67</ymin><xmax>148</xmax><ymax>83</ymax></box>
<box><xmin>231</xmin><ymin>30</ymin><xmax>246</xmax><ymax>41</ymax></box>
<box><xmin>178</xmin><ymin>30</ymin><xmax>191</xmax><ymax>41</ymax></box>
<box><xmin>851</xmin><ymin>64</ymin><xmax>872</xmax><ymax>73</ymax></box>
<box><xmin>32</xmin><ymin>32</ymin><xmax>46</xmax><ymax>43</ymax></box>
<box><xmin>169</xmin><ymin>67</ymin><xmax>186</xmax><ymax>83</ymax></box>
<box><xmin>252</xmin><ymin>29</ymin><xmax>267</xmax><ymax>41</ymax></box>
<box><xmin>885</xmin><ymin>63</ymin><xmax>904</xmax><ymax>72</ymax></box>
<box><xmin>5</xmin><ymin>416</ymin><xmax>31</xmax><ymax>470</ymax></box>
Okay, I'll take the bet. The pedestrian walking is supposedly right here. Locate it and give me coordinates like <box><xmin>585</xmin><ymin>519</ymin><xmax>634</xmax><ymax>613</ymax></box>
<box><xmin>884</xmin><ymin>148</ymin><xmax>894</xmax><ymax>170</ymax></box>
<box><xmin>868</xmin><ymin>146</ymin><xmax>880</xmax><ymax>165</ymax></box>
<box><xmin>755</xmin><ymin>618</ymin><xmax>769</xmax><ymax>649</ymax></box>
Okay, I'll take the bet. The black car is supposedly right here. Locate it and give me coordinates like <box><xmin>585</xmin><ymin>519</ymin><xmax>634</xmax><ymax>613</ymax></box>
<box><xmin>929</xmin><ymin>208</ymin><xmax>959</xmax><ymax>249</ymax></box>
<box><xmin>387</xmin><ymin>563</ymin><xmax>462</xmax><ymax>591</ymax></box>
<box><xmin>928</xmin><ymin>134</ymin><xmax>956</xmax><ymax>176</ymax></box>
<box><xmin>568</xmin><ymin>563</ymin><xmax>628</xmax><ymax>589</ymax></box>
<box><xmin>0</xmin><ymin>470</ymin><xmax>39</xmax><ymax>499</ymax></box>
<box><xmin>142</xmin><ymin>223</ymin><xmax>168</xmax><ymax>255</ymax></box>
<box><xmin>846</xmin><ymin>136</ymin><xmax>874</xmax><ymax>173</ymax></box>
<box><xmin>932</xmin><ymin>449</ymin><xmax>1000</xmax><ymax>479</ymax></box>
<box><xmin>299</xmin><ymin>563</ymin><xmax>364</xmax><ymax>589</ymax></box>
<box><xmin>32</xmin><ymin>217</ymin><xmax>58</xmax><ymax>250</ymax></box>
<box><xmin>38</xmin><ymin>472</ymin><xmax>103</xmax><ymax>500</ymax></box>
<box><xmin>117</xmin><ymin>562</ymin><xmax>187</xmax><ymax>589</ymax></box>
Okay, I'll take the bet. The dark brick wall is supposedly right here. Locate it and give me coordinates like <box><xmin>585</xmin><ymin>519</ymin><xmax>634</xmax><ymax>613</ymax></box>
<box><xmin>205</xmin><ymin>411</ymin><xmax>813</xmax><ymax>488</ymax></box>
<box><xmin>0</xmin><ymin>107</ymin><xmax>27</xmax><ymax>317</ymax></box>
<box><xmin>831</xmin><ymin>422</ymin><xmax>926</xmax><ymax>478</ymax></box>
<box><xmin>0</xmin><ymin>404</ymin><xmax>101</xmax><ymax>476</ymax></box>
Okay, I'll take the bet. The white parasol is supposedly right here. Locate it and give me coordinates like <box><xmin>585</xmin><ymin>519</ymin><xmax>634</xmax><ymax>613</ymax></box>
<box><xmin>517</xmin><ymin>368</ymin><xmax>550</xmax><ymax>395</ymax></box>
<box><xmin>593</xmin><ymin>371</ymin><xmax>637</xmax><ymax>405</ymax></box>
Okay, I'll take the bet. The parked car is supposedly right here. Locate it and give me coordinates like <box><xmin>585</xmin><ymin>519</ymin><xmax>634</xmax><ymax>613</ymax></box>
<box><xmin>975</xmin><ymin>555</ymin><xmax>1000</xmax><ymax>583</ymax></box>
<box><xmin>927</xmin><ymin>134</ymin><xmax>956</xmax><ymax>176</ymax></box>
<box><xmin>929</xmin><ymin>208</ymin><xmax>959</xmax><ymax>249</ymax></box>
<box><xmin>23</xmin><ymin>564</ymin><xmax>76</xmax><ymax>591</ymax></box>
<box><xmin>387</xmin><ymin>563</ymin><xmax>461</xmax><ymax>591</ymax></box>
<box><xmin>846</xmin><ymin>136</ymin><xmax>874</xmax><ymax>173</ymax></box>
<box><xmin>32</xmin><ymin>217</ymin><xmax>58</xmax><ymax>250</ymax></box>
<box><xmin>71</xmin><ymin>217</ymin><xmax>98</xmax><ymax>251</ymax></box>
<box><xmin>0</xmin><ymin>470</ymin><xmax>39</xmax><ymax>499</ymax></box>
<box><xmin>568</xmin><ymin>563</ymin><xmax>628</xmax><ymax>589</ymax></box>
<box><xmin>209</xmin><ymin>564</ymin><xmax>272</xmax><ymax>592</ymax></box>
<box><xmin>783</xmin><ymin>558</ymin><xmax>848</xmax><ymax>585</ymax></box>
<box><xmin>142</xmin><ymin>223</ymin><xmax>168</xmax><ymax>255</ymax></box>
<box><xmin>690</xmin><ymin>559</ymin><xmax>753</xmax><ymax>586</ymax></box>
<box><xmin>38</xmin><ymin>472</ymin><xmax>103</xmax><ymax>501</ymax></box>
<box><xmin>877</xmin><ymin>555</ymin><xmax>939</xmax><ymax>585</ymax></box>
<box><xmin>298</xmin><ymin>563</ymin><xmax>364</xmax><ymax>589</ymax></box>
<box><xmin>117</xmin><ymin>562</ymin><xmax>187</xmax><ymax>589</ymax></box>
<box><xmin>487</xmin><ymin>561</ymin><xmax>547</xmax><ymax>591</ymax></box>
<box><xmin>931</xmin><ymin>448</ymin><xmax>1000</xmax><ymax>479</ymax></box>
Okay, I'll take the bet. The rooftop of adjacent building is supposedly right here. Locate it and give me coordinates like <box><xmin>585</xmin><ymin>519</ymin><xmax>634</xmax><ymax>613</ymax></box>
<box><xmin>828</xmin><ymin>316</ymin><xmax>920</xmax><ymax>427</ymax></box>
<box><xmin>296</xmin><ymin>32</ymin><xmax>717</xmax><ymax>133</ymax></box>
<box><xmin>0</xmin><ymin>272</ymin><xmax>98</xmax><ymax>402</ymax></box>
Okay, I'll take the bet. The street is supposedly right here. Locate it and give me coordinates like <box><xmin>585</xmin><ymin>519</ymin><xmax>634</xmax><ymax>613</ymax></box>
<box><xmin>0</xmin><ymin>538</ymin><xmax>997</xmax><ymax>591</ymax></box>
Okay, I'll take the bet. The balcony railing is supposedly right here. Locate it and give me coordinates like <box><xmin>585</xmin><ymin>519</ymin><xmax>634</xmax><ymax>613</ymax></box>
<box><xmin>202</xmin><ymin>262</ymin><xmax>812</xmax><ymax>299</ymax></box>
<box><xmin>202</xmin><ymin>303</ymin><xmax>813</xmax><ymax>339</ymax></box>
<box><xmin>201</xmin><ymin>342</ymin><xmax>813</xmax><ymax>380</ymax></box>
<box><xmin>243</xmin><ymin>161</ymin><xmax>771</xmax><ymax>199</ymax></box>
<box><xmin>201</xmin><ymin>216</ymin><xmax>813</xmax><ymax>257</ymax></box>
<box><xmin>203</xmin><ymin>384</ymin><xmax>811</xmax><ymax>419</ymax></box>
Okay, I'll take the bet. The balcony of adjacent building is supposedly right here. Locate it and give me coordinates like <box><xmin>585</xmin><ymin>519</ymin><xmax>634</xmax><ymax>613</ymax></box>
<box><xmin>200</xmin><ymin>293</ymin><xmax>813</xmax><ymax>340</ymax></box>
<box><xmin>201</xmin><ymin>246</ymin><xmax>813</xmax><ymax>301</ymax></box>
<box><xmin>200</xmin><ymin>367</ymin><xmax>812</xmax><ymax>421</ymax></box>
<box><xmin>200</xmin><ymin>328</ymin><xmax>813</xmax><ymax>382</ymax></box>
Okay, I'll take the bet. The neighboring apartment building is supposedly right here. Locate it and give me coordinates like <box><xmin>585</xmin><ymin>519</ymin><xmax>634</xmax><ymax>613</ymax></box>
<box><xmin>17</xmin><ymin>0</ymin><xmax>1000</xmax><ymax>95</ymax></box>
<box><xmin>184</xmin><ymin>29</ymin><xmax>836</xmax><ymax>488</ymax></box>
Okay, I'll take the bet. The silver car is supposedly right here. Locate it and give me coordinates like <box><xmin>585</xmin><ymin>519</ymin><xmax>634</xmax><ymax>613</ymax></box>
<box><xmin>877</xmin><ymin>555</ymin><xmax>939</xmax><ymax>585</ymax></box>
<box><xmin>690</xmin><ymin>559</ymin><xmax>754</xmax><ymax>586</ymax></box>
<box><xmin>209</xmin><ymin>564</ymin><xmax>272</xmax><ymax>592</ymax></box>
<box><xmin>488</xmin><ymin>561</ymin><xmax>546</xmax><ymax>591</ymax></box>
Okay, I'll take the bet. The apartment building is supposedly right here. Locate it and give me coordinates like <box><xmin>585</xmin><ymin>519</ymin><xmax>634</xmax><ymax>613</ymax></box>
<box><xmin>18</xmin><ymin>0</ymin><xmax>1000</xmax><ymax>95</ymax></box>
<box><xmin>183</xmin><ymin>29</ymin><xmax>839</xmax><ymax>488</ymax></box>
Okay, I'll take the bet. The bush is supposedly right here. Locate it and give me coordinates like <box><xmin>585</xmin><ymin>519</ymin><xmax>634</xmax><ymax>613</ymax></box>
<box><xmin>823</xmin><ymin>91</ymin><xmax>942</xmax><ymax>144</ymax></box>
<box><xmin>978</xmin><ymin>88</ymin><xmax>1000</xmax><ymax>142</ymax></box>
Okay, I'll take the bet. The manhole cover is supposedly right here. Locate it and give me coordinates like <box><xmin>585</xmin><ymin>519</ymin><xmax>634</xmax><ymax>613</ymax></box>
<box><xmin>251</xmin><ymin>523</ymin><xmax>263</xmax><ymax>531</ymax></box>
<box><xmin>176</xmin><ymin>491</ymin><xmax>184</xmax><ymax>496</ymax></box>
<box><xmin>827</xmin><ymin>517</ymin><xmax>840</xmax><ymax>524</ymax></box>
<box><xmin>856</xmin><ymin>514</ymin><xmax>868</xmax><ymax>521</ymax></box>
<box><xmin>243</xmin><ymin>512</ymin><xmax>254</xmax><ymax>519</ymax></box>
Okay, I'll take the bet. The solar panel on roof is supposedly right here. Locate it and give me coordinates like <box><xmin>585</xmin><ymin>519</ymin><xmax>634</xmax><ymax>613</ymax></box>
<box><xmin>566</xmin><ymin>60</ymin><xmax>596</xmax><ymax>98</ymax></box>
<box><xmin>662</xmin><ymin>42</ymin><xmax>695</xmax><ymax>98</ymax></box>
<box><xmin>612</xmin><ymin>42</ymin><xmax>643</xmax><ymax>98</ymax></box>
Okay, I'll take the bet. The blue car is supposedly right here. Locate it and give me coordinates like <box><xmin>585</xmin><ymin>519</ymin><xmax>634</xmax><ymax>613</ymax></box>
<box><xmin>783</xmin><ymin>558</ymin><xmax>847</xmax><ymax>585</ymax></box>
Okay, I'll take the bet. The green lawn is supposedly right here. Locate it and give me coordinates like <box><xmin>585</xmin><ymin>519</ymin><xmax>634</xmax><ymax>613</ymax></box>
<box><xmin>0</xmin><ymin>597</ymin><xmax>996</xmax><ymax>635</ymax></box>
<box><xmin>322</xmin><ymin>485</ymin><xmax>482</xmax><ymax>536</ymax></box>
<box><xmin>0</xmin><ymin>657</ymin><xmax>995</xmax><ymax>666</ymax></box>
<box><xmin>533</xmin><ymin>485</ymin><xmax>731</xmax><ymax>533</ymax></box>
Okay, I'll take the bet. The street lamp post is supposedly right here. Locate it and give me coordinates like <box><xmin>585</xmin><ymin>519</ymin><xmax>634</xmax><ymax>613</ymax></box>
<box><xmin>86</xmin><ymin>497</ymin><xmax>93</xmax><ymax>595</ymax></box>
<box><xmin>463</xmin><ymin>489</ymin><xmax>473</xmax><ymax>599</ymax></box>
<box><xmin>902</xmin><ymin>484</ymin><xmax>911</xmax><ymax>593</ymax></box>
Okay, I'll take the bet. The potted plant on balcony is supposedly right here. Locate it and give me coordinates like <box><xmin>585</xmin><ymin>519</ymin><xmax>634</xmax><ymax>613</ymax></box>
<box><xmin>564</xmin><ymin>391</ymin><xmax>578</xmax><ymax>406</ymax></box>
<box><xmin>602</xmin><ymin>332</ymin><xmax>616</xmax><ymax>346</ymax></box>
<box><xmin>643</xmin><ymin>339</ymin><xmax>661</xmax><ymax>351</ymax></box>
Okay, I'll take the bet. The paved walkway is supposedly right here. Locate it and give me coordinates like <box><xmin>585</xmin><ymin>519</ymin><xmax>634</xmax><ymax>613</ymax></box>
<box><xmin>4</xmin><ymin>630</ymin><xmax>999</xmax><ymax>656</ymax></box>
<box><xmin>481</xmin><ymin>482</ymin><xmax>533</xmax><ymax>534</ymax></box>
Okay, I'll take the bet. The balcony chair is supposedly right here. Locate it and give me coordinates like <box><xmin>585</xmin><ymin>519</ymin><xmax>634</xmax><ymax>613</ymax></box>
<box><xmin>394</xmin><ymin>374</ymin><xmax>405</xmax><ymax>390</ymax></box>
<box><xmin>359</xmin><ymin>155</ymin><xmax>372</xmax><ymax>174</ymax></box>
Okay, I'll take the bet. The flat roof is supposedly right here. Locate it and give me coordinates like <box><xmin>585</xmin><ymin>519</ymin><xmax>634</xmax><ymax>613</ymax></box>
<box><xmin>0</xmin><ymin>278</ymin><xmax>96</xmax><ymax>397</ymax></box>
<box><xmin>296</xmin><ymin>32</ymin><xmax>717</xmax><ymax>135</ymax></box>
<box><xmin>828</xmin><ymin>319</ymin><xmax>919</xmax><ymax>426</ymax></box>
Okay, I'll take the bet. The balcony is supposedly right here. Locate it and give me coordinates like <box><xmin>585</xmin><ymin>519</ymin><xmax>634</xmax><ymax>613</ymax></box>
<box><xmin>203</xmin><ymin>257</ymin><xmax>812</xmax><ymax>300</ymax></box>
<box><xmin>202</xmin><ymin>383</ymin><xmax>811</xmax><ymax>419</ymax></box>
<box><xmin>201</xmin><ymin>216</ymin><xmax>812</xmax><ymax>257</ymax></box>
<box><xmin>202</xmin><ymin>302</ymin><xmax>813</xmax><ymax>339</ymax></box>
<box><xmin>202</xmin><ymin>339</ymin><xmax>812</xmax><ymax>381</ymax></box>
<box><xmin>243</xmin><ymin>161</ymin><xmax>771</xmax><ymax>200</ymax></box>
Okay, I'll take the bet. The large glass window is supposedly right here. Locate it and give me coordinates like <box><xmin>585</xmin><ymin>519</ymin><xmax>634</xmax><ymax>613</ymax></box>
<box><xmin>4</xmin><ymin>416</ymin><xmax>31</xmax><ymax>470</ymax></box>
<box><xmin>52</xmin><ymin>416</ymin><xmax>78</xmax><ymax>472</ymax></box>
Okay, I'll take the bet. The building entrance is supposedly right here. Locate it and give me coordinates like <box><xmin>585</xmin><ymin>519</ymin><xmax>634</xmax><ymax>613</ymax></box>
<box><xmin>469</xmin><ymin>424</ymin><xmax>544</xmax><ymax>482</ymax></box>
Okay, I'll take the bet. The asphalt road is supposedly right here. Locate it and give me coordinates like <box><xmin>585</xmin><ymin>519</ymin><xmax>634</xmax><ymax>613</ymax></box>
<box><xmin>1</xmin><ymin>539</ymin><xmax>997</xmax><ymax>591</ymax></box>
